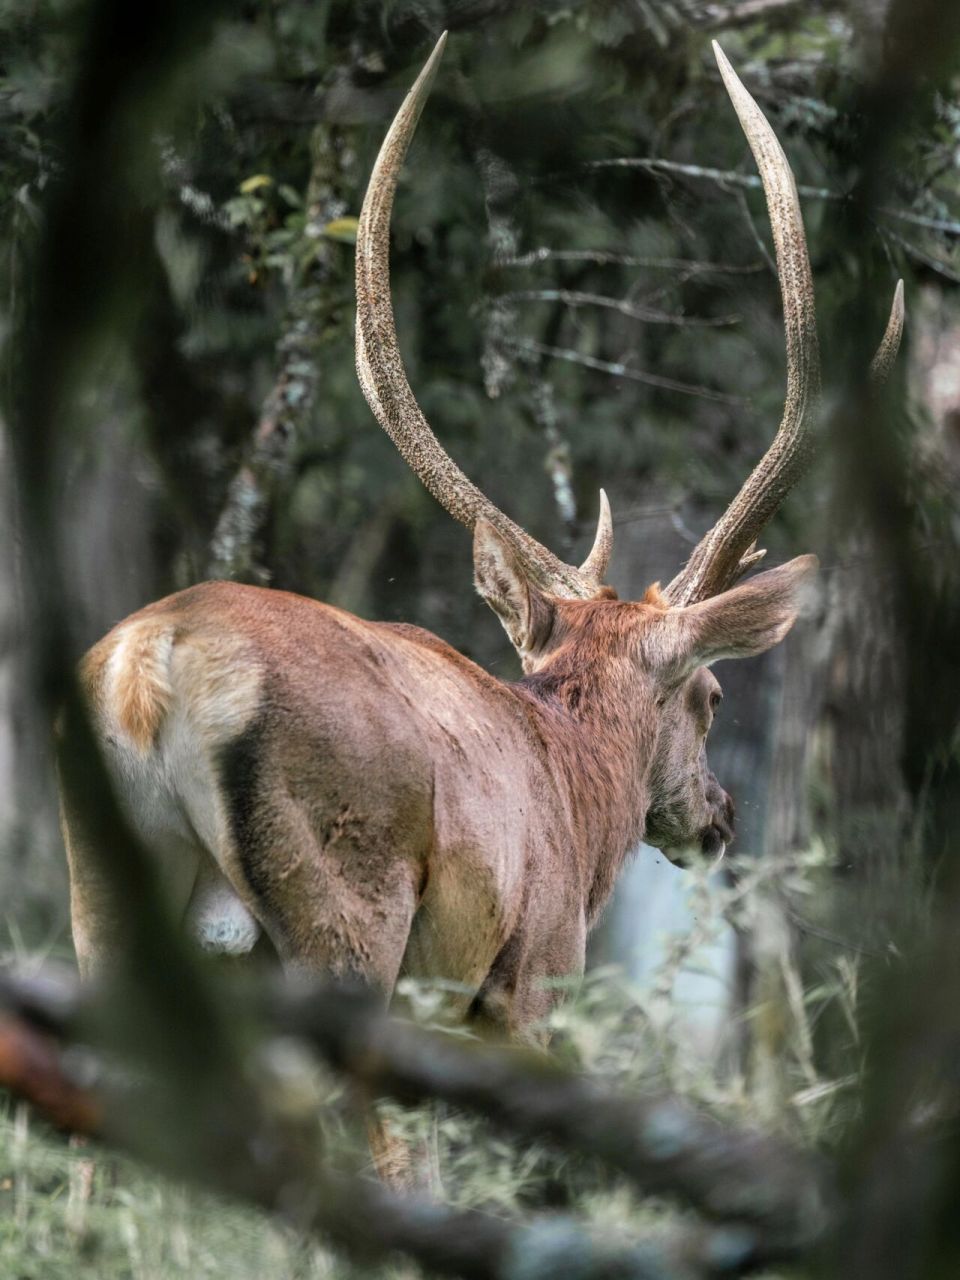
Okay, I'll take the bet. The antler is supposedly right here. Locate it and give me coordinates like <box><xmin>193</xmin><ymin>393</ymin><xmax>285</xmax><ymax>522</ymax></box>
<box><xmin>355</xmin><ymin>33</ymin><xmax>612</xmax><ymax>600</ymax></box>
<box><xmin>665</xmin><ymin>44</ymin><xmax>905</xmax><ymax>607</ymax></box>
<box><xmin>870</xmin><ymin>278</ymin><xmax>905</xmax><ymax>386</ymax></box>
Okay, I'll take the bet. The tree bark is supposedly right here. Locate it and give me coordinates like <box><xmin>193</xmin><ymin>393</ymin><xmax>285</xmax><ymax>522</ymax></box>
<box><xmin>207</xmin><ymin>124</ymin><xmax>354</xmax><ymax>584</ymax></box>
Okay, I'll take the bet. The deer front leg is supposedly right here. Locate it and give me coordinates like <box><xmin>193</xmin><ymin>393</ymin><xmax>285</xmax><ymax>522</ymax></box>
<box><xmin>469</xmin><ymin>911</ymin><xmax>588</xmax><ymax>1043</ymax></box>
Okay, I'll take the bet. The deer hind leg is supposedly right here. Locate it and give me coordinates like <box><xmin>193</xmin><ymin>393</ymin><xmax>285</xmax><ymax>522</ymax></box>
<box><xmin>469</xmin><ymin>911</ymin><xmax>588</xmax><ymax>1045</ymax></box>
<box><xmin>215</xmin><ymin>761</ymin><xmax>430</xmax><ymax>1184</ymax></box>
<box><xmin>60</xmin><ymin>787</ymin><xmax>203</xmax><ymax>981</ymax></box>
<box><xmin>214</xmin><ymin>742</ymin><xmax>421</xmax><ymax>987</ymax></box>
<box><xmin>263</xmin><ymin>840</ymin><xmax>426</xmax><ymax>1192</ymax></box>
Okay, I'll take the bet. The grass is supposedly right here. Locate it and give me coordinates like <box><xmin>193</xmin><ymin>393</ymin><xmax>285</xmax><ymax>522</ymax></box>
<box><xmin>0</xmin><ymin>1108</ymin><xmax>339</xmax><ymax>1279</ymax></box>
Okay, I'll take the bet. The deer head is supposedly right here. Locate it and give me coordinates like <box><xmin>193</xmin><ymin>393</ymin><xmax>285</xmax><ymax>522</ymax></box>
<box><xmin>355</xmin><ymin>35</ymin><xmax>903</xmax><ymax>866</ymax></box>
<box><xmin>471</xmin><ymin>516</ymin><xmax>816</xmax><ymax>864</ymax></box>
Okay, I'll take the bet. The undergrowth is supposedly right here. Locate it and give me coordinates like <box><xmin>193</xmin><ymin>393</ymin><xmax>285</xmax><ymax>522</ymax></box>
<box><xmin>0</xmin><ymin>851</ymin><xmax>867</xmax><ymax>1279</ymax></box>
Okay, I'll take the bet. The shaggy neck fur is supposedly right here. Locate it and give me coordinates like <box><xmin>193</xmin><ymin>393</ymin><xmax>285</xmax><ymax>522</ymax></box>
<box><xmin>515</xmin><ymin>598</ymin><xmax>662</xmax><ymax>922</ymax></box>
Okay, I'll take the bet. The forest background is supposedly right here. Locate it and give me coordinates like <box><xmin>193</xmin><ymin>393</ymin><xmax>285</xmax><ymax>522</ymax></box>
<box><xmin>2</xmin><ymin>1</ymin><xmax>960</xmax><ymax>1277</ymax></box>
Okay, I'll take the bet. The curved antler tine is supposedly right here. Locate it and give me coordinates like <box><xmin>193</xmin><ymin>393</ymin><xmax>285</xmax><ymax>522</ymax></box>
<box><xmin>870</xmin><ymin>279</ymin><xmax>905</xmax><ymax>385</ymax></box>
<box><xmin>579</xmin><ymin>489</ymin><xmax>614</xmax><ymax>581</ymax></box>
<box><xmin>665</xmin><ymin>43</ymin><xmax>821</xmax><ymax>607</ymax></box>
<box><xmin>355</xmin><ymin>33</ymin><xmax>448</xmax><ymax>445</ymax></box>
<box><xmin>355</xmin><ymin>34</ymin><xmax>602</xmax><ymax>600</ymax></box>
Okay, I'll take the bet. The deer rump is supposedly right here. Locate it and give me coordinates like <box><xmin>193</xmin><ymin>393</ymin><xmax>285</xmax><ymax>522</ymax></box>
<box><xmin>67</xmin><ymin>581</ymin><xmax>578</xmax><ymax>1016</ymax></box>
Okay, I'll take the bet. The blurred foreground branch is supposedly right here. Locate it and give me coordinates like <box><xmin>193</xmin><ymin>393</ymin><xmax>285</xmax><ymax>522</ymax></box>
<box><xmin>0</xmin><ymin>968</ymin><xmax>820</xmax><ymax>1279</ymax></box>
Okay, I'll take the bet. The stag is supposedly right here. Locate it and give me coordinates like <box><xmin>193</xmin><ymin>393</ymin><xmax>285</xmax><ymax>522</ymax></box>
<box><xmin>61</xmin><ymin>39</ymin><xmax>902</xmax><ymax>1051</ymax></box>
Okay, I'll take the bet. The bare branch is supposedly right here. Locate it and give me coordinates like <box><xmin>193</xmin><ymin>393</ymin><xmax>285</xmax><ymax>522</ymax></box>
<box><xmin>0</xmin><ymin>968</ymin><xmax>829</xmax><ymax>1261</ymax></box>
<box><xmin>695</xmin><ymin>0</ymin><xmax>809</xmax><ymax>28</ymax></box>
<box><xmin>878</xmin><ymin>205</ymin><xmax>960</xmax><ymax>237</ymax></box>
<box><xmin>272</xmin><ymin>981</ymin><xmax>829</xmax><ymax>1255</ymax></box>
<box><xmin>0</xmin><ymin>1012</ymin><xmax>102</xmax><ymax>1133</ymax></box>
<box><xmin>503</xmin><ymin>288</ymin><xmax>739</xmax><ymax>327</ymax></box>
<box><xmin>509</xmin><ymin>337</ymin><xmax>749</xmax><ymax>405</ymax></box>
<box><xmin>586</xmin><ymin>156</ymin><xmax>835</xmax><ymax>203</ymax></box>
<box><xmin>732</xmin><ymin>186</ymin><xmax>777</xmax><ymax>276</ymax></box>
<box><xmin>881</xmin><ymin>226</ymin><xmax>960</xmax><ymax>284</ymax></box>
<box><xmin>0</xmin><ymin>972</ymin><xmax>822</xmax><ymax>1278</ymax></box>
<box><xmin>501</xmin><ymin>248</ymin><xmax>765</xmax><ymax>274</ymax></box>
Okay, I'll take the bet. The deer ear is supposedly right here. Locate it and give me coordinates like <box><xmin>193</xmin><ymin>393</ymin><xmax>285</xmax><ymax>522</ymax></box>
<box><xmin>473</xmin><ymin>520</ymin><xmax>554</xmax><ymax>662</ymax></box>
<box><xmin>657</xmin><ymin>555</ymin><xmax>818</xmax><ymax>680</ymax></box>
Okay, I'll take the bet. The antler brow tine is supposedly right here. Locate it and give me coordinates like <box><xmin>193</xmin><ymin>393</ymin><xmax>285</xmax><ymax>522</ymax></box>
<box><xmin>579</xmin><ymin>488</ymin><xmax>613</xmax><ymax>581</ymax></box>
<box><xmin>355</xmin><ymin>33</ymin><xmax>611</xmax><ymax>599</ymax></box>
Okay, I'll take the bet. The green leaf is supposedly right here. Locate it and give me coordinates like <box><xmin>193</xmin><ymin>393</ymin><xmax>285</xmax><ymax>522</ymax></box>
<box><xmin>239</xmin><ymin>174</ymin><xmax>273</xmax><ymax>194</ymax></box>
<box><xmin>322</xmin><ymin>216</ymin><xmax>359</xmax><ymax>244</ymax></box>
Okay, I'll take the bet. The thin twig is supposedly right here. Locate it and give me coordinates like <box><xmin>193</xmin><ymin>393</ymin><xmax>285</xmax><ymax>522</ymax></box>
<box><xmin>501</xmin><ymin>248</ymin><xmax>764</xmax><ymax>274</ymax></box>
<box><xmin>509</xmin><ymin>337</ymin><xmax>749</xmax><ymax>405</ymax></box>
<box><xmin>582</xmin><ymin>161</ymin><xmax>960</xmax><ymax>242</ymax></box>
<box><xmin>695</xmin><ymin>0</ymin><xmax>807</xmax><ymax>28</ymax></box>
<box><xmin>585</xmin><ymin>157</ymin><xmax>835</xmax><ymax>202</ymax></box>
<box><xmin>880</xmin><ymin>226</ymin><xmax>960</xmax><ymax>283</ymax></box>
<box><xmin>734</xmin><ymin>186</ymin><xmax>777</xmax><ymax>276</ymax></box>
<box><xmin>502</xmin><ymin>288</ymin><xmax>739</xmax><ymax>327</ymax></box>
<box><xmin>878</xmin><ymin>205</ymin><xmax>960</xmax><ymax>237</ymax></box>
<box><xmin>785</xmin><ymin>909</ymin><xmax>889</xmax><ymax>960</ymax></box>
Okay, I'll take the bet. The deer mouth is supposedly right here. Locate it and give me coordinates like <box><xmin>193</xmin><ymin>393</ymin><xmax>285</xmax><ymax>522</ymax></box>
<box><xmin>660</xmin><ymin>794</ymin><xmax>734</xmax><ymax>869</ymax></box>
<box><xmin>701</xmin><ymin>824</ymin><xmax>727</xmax><ymax>859</ymax></box>
<box><xmin>700</xmin><ymin>798</ymin><xmax>735</xmax><ymax>863</ymax></box>
<box><xmin>704</xmin><ymin>782</ymin><xmax>735</xmax><ymax>850</ymax></box>
<box><xmin>661</xmin><ymin>828</ymin><xmax>727</xmax><ymax>870</ymax></box>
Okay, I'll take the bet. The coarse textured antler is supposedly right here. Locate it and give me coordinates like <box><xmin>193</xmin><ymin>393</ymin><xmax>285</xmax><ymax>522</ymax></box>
<box><xmin>665</xmin><ymin>43</ymin><xmax>905</xmax><ymax>607</ymax></box>
<box><xmin>870</xmin><ymin>278</ymin><xmax>906</xmax><ymax>386</ymax></box>
<box><xmin>355</xmin><ymin>33</ymin><xmax>612</xmax><ymax>599</ymax></box>
<box><xmin>663</xmin><ymin>42</ymin><xmax>821</xmax><ymax>607</ymax></box>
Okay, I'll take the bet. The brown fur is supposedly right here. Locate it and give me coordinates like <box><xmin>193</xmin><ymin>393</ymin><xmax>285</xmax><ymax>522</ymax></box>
<box><xmin>62</xmin><ymin>549</ymin><xmax>815</xmax><ymax>1037</ymax></box>
<box><xmin>641</xmin><ymin>582</ymin><xmax>669</xmax><ymax>610</ymax></box>
<box><xmin>109</xmin><ymin>622</ymin><xmax>175</xmax><ymax>753</ymax></box>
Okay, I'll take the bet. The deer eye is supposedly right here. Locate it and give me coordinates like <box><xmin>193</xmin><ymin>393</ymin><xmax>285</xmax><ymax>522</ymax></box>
<box><xmin>710</xmin><ymin>691</ymin><xmax>723</xmax><ymax>714</ymax></box>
